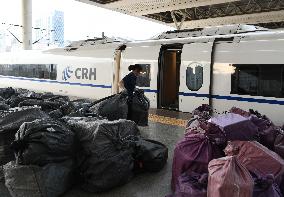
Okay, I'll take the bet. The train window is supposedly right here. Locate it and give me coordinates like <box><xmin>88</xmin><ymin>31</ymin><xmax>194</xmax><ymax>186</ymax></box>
<box><xmin>136</xmin><ymin>64</ymin><xmax>151</xmax><ymax>87</ymax></box>
<box><xmin>231</xmin><ymin>64</ymin><xmax>284</xmax><ymax>98</ymax></box>
<box><xmin>231</xmin><ymin>65</ymin><xmax>259</xmax><ymax>95</ymax></box>
<box><xmin>186</xmin><ymin>65</ymin><xmax>203</xmax><ymax>91</ymax></box>
<box><xmin>259</xmin><ymin>65</ymin><xmax>282</xmax><ymax>97</ymax></box>
<box><xmin>0</xmin><ymin>64</ymin><xmax>57</xmax><ymax>80</ymax></box>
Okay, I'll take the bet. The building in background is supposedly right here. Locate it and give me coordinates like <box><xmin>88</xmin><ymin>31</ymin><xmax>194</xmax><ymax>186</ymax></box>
<box><xmin>0</xmin><ymin>29</ymin><xmax>7</xmax><ymax>52</ymax></box>
<box><xmin>51</xmin><ymin>10</ymin><xmax>64</xmax><ymax>47</ymax></box>
<box><xmin>0</xmin><ymin>10</ymin><xmax>64</xmax><ymax>52</ymax></box>
<box><xmin>34</xmin><ymin>10</ymin><xmax>64</xmax><ymax>49</ymax></box>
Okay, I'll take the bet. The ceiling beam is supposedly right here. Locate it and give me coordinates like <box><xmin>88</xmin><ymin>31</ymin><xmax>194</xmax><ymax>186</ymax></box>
<box><xmin>111</xmin><ymin>0</ymin><xmax>243</xmax><ymax>16</ymax></box>
<box><xmin>169</xmin><ymin>10</ymin><xmax>284</xmax><ymax>29</ymax></box>
<box><xmin>76</xmin><ymin>0</ymin><xmax>243</xmax><ymax>16</ymax></box>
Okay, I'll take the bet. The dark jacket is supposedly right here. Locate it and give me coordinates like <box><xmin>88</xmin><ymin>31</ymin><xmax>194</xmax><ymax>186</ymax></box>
<box><xmin>122</xmin><ymin>72</ymin><xmax>137</xmax><ymax>99</ymax></box>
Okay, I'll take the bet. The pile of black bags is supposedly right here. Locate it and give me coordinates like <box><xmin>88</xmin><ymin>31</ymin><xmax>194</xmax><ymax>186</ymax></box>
<box><xmin>0</xmin><ymin>87</ymin><xmax>166</xmax><ymax>197</ymax></box>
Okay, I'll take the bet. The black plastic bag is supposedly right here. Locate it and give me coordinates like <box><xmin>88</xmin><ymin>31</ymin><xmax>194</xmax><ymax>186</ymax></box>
<box><xmin>18</xmin><ymin>99</ymin><xmax>63</xmax><ymax>112</ymax></box>
<box><xmin>0</xmin><ymin>107</ymin><xmax>49</xmax><ymax>133</ymax></box>
<box><xmin>81</xmin><ymin>150</ymin><xmax>134</xmax><ymax>192</ymax></box>
<box><xmin>60</xmin><ymin>102</ymin><xmax>76</xmax><ymax>115</ymax></box>
<box><xmin>11</xmin><ymin>118</ymin><xmax>75</xmax><ymax>166</ymax></box>
<box><xmin>0</xmin><ymin>102</ymin><xmax>9</xmax><ymax>111</ymax></box>
<box><xmin>0</xmin><ymin>165</ymin><xmax>10</xmax><ymax>197</ymax></box>
<box><xmin>48</xmin><ymin>109</ymin><xmax>64</xmax><ymax>119</ymax></box>
<box><xmin>0</xmin><ymin>108</ymin><xmax>49</xmax><ymax>165</ymax></box>
<box><xmin>4</xmin><ymin>160</ymin><xmax>74</xmax><ymax>197</ymax></box>
<box><xmin>134</xmin><ymin>138</ymin><xmax>168</xmax><ymax>173</ymax></box>
<box><xmin>64</xmin><ymin>117</ymin><xmax>140</xmax><ymax>192</ymax></box>
<box><xmin>28</xmin><ymin>92</ymin><xmax>43</xmax><ymax>99</ymax></box>
<box><xmin>90</xmin><ymin>93</ymin><xmax>128</xmax><ymax>121</ymax></box>
<box><xmin>39</xmin><ymin>92</ymin><xmax>55</xmax><ymax>100</ymax></box>
<box><xmin>5</xmin><ymin>95</ymin><xmax>26</xmax><ymax>108</ymax></box>
<box><xmin>130</xmin><ymin>89</ymin><xmax>150</xmax><ymax>126</ymax></box>
<box><xmin>18</xmin><ymin>99</ymin><xmax>43</xmax><ymax>107</ymax></box>
<box><xmin>71</xmin><ymin>99</ymin><xmax>93</xmax><ymax>110</ymax></box>
<box><xmin>0</xmin><ymin>88</ymin><xmax>16</xmax><ymax>99</ymax></box>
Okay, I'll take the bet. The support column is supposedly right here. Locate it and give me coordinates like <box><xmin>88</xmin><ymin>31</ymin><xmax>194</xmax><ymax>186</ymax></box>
<box><xmin>113</xmin><ymin>50</ymin><xmax>122</xmax><ymax>94</ymax></box>
<box><xmin>22</xmin><ymin>0</ymin><xmax>32</xmax><ymax>50</ymax></box>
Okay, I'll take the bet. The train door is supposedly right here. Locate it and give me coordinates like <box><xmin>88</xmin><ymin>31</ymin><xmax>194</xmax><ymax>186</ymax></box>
<box><xmin>179</xmin><ymin>43</ymin><xmax>214</xmax><ymax>112</ymax></box>
<box><xmin>120</xmin><ymin>45</ymin><xmax>161</xmax><ymax>108</ymax></box>
<box><xmin>158</xmin><ymin>44</ymin><xmax>183</xmax><ymax>110</ymax></box>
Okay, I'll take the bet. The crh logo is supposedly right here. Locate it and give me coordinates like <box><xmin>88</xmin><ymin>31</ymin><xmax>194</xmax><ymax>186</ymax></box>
<box><xmin>62</xmin><ymin>67</ymin><xmax>73</xmax><ymax>81</ymax></box>
<box><xmin>62</xmin><ymin>66</ymin><xmax>96</xmax><ymax>81</ymax></box>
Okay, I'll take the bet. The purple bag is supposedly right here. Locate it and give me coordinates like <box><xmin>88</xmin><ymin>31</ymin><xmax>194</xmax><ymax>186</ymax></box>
<box><xmin>252</xmin><ymin>173</ymin><xmax>282</xmax><ymax>197</ymax></box>
<box><xmin>280</xmin><ymin>174</ymin><xmax>284</xmax><ymax>196</ymax></box>
<box><xmin>171</xmin><ymin>133</ymin><xmax>223</xmax><ymax>191</ymax></box>
<box><xmin>274</xmin><ymin>131</ymin><xmax>284</xmax><ymax>159</ymax></box>
<box><xmin>250</xmin><ymin>115</ymin><xmax>278</xmax><ymax>150</ymax></box>
<box><xmin>185</xmin><ymin>118</ymin><xmax>205</xmax><ymax>135</ymax></box>
<box><xmin>230</xmin><ymin>107</ymin><xmax>251</xmax><ymax>117</ymax></box>
<box><xmin>250</xmin><ymin>115</ymin><xmax>272</xmax><ymax>131</ymax></box>
<box><xmin>209</xmin><ymin>113</ymin><xmax>258</xmax><ymax>141</ymax></box>
<box><xmin>168</xmin><ymin>172</ymin><xmax>207</xmax><ymax>197</ymax></box>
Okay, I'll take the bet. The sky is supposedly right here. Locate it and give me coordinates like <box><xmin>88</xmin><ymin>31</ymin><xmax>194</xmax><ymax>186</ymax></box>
<box><xmin>0</xmin><ymin>0</ymin><xmax>173</xmax><ymax>41</ymax></box>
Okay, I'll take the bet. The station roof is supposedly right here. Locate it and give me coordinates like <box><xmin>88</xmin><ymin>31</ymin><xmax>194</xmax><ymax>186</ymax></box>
<box><xmin>75</xmin><ymin>0</ymin><xmax>284</xmax><ymax>29</ymax></box>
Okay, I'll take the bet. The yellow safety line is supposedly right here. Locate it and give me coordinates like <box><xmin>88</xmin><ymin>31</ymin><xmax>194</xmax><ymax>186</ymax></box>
<box><xmin>148</xmin><ymin>114</ymin><xmax>187</xmax><ymax>127</ymax></box>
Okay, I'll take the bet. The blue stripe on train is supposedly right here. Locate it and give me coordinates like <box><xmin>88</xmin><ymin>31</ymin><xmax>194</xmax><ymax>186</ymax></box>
<box><xmin>0</xmin><ymin>75</ymin><xmax>112</xmax><ymax>89</ymax></box>
<box><xmin>143</xmin><ymin>90</ymin><xmax>284</xmax><ymax>105</ymax></box>
<box><xmin>178</xmin><ymin>92</ymin><xmax>284</xmax><ymax>105</ymax></box>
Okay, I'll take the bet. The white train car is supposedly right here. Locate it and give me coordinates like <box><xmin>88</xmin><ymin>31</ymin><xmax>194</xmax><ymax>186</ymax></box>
<box><xmin>0</xmin><ymin>25</ymin><xmax>284</xmax><ymax>125</ymax></box>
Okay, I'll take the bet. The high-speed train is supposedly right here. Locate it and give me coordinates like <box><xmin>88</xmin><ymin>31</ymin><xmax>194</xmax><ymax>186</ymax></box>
<box><xmin>0</xmin><ymin>25</ymin><xmax>284</xmax><ymax>125</ymax></box>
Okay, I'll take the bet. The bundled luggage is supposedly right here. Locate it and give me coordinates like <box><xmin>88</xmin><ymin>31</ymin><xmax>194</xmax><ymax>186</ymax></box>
<box><xmin>209</xmin><ymin>113</ymin><xmax>259</xmax><ymax>141</ymax></box>
<box><xmin>171</xmin><ymin>133</ymin><xmax>224</xmax><ymax>191</ymax></box>
<box><xmin>133</xmin><ymin>138</ymin><xmax>168</xmax><ymax>173</ymax></box>
<box><xmin>11</xmin><ymin>118</ymin><xmax>75</xmax><ymax>166</ymax></box>
<box><xmin>169</xmin><ymin>172</ymin><xmax>208</xmax><ymax>197</ymax></box>
<box><xmin>0</xmin><ymin>87</ymin><xmax>16</xmax><ymax>99</ymax></box>
<box><xmin>208</xmin><ymin>155</ymin><xmax>254</xmax><ymax>197</ymax></box>
<box><xmin>90</xmin><ymin>93</ymin><xmax>128</xmax><ymax>121</ymax></box>
<box><xmin>274</xmin><ymin>131</ymin><xmax>284</xmax><ymax>159</ymax></box>
<box><xmin>130</xmin><ymin>89</ymin><xmax>150</xmax><ymax>126</ymax></box>
<box><xmin>90</xmin><ymin>90</ymin><xmax>150</xmax><ymax>126</ymax></box>
<box><xmin>252</xmin><ymin>173</ymin><xmax>282</xmax><ymax>197</ymax></box>
<box><xmin>0</xmin><ymin>108</ymin><xmax>49</xmax><ymax>165</ymax></box>
<box><xmin>0</xmin><ymin>102</ymin><xmax>9</xmax><ymax>110</ymax></box>
<box><xmin>4</xmin><ymin>160</ymin><xmax>74</xmax><ymax>197</ymax></box>
<box><xmin>0</xmin><ymin>107</ymin><xmax>49</xmax><ymax>133</ymax></box>
<box><xmin>226</xmin><ymin>141</ymin><xmax>284</xmax><ymax>178</ymax></box>
<box><xmin>230</xmin><ymin>107</ymin><xmax>251</xmax><ymax>117</ymax></box>
<box><xmin>64</xmin><ymin>117</ymin><xmax>140</xmax><ymax>192</ymax></box>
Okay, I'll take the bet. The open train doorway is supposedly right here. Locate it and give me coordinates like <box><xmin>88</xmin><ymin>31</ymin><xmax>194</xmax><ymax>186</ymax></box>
<box><xmin>158</xmin><ymin>44</ymin><xmax>183</xmax><ymax>110</ymax></box>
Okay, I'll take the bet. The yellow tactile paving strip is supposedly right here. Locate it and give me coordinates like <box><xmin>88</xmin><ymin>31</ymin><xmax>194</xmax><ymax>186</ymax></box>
<box><xmin>148</xmin><ymin>114</ymin><xmax>187</xmax><ymax>127</ymax></box>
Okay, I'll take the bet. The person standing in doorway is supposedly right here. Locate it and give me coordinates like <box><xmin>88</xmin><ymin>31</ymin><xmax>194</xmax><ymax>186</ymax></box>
<box><xmin>118</xmin><ymin>64</ymin><xmax>143</xmax><ymax>119</ymax></box>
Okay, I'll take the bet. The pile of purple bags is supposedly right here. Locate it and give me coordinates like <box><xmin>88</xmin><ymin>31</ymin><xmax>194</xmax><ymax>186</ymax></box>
<box><xmin>168</xmin><ymin>105</ymin><xmax>284</xmax><ymax>197</ymax></box>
